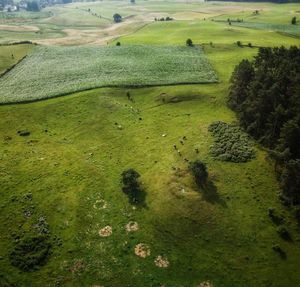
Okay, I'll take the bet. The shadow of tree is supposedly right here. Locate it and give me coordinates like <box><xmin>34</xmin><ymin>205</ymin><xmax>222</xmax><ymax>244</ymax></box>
<box><xmin>273</xmin><ymin>246</ymin><xmax>287</xmax><ymax>259</ymax></box>
<box><xmin>125</xmin><ymin>187</ymin><xmax>147</xmax><ymax>208</ymax></box>
<box><xmin>201</xmin><ymin>180</ymin><xmax>227</xmax><ymax>207</ymax></box>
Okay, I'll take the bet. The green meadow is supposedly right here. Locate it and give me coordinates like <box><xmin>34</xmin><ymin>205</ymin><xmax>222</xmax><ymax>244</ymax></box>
<box><xmin>0</xmin><ymin>1</ymin><xmax>300</xmax><ymax>287</ymax></box>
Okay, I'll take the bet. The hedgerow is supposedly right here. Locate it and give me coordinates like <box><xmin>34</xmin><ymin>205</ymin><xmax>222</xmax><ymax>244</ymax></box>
<box><xmin>208</xmin><ymin>121</ymin><xmax>255</xmax><ymax>163</ymax></box>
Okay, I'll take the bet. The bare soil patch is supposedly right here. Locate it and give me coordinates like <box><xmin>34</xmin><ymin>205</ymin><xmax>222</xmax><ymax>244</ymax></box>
<box><xmin>99</xmin><ymin>226</ymin><xmax>112</xmax><ymax>237</ymax></box>
<box><xmin>154</xmin><ymin>255</ymin><xmax>169</xmax><ymax>268</ymax></box>
<box><xmin>125</xmin><ymin>221</ymin><xmax>139</xmax><ymax>232</ymax></box>
<box><xmin>134</xmin><ymin>243</ymin><xmax>150</xmax><ymax>258</ymax></box>
<box><xmin>197</xmin><ymin>281</ymin><xmax>214</xmax><ymax>287</ymax></box>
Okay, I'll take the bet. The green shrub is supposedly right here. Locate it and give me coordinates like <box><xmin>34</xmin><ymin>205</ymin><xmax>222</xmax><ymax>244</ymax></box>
<box><xmin>186</xmin><ymin>38</ymin><xmax>193</xmax><ymax>47</ymax></box>
<box><xmin>9</xmin><ymin>235</ymin><xmax>52</xmax><ymax>271</ymax></box>
<box><xmin>208</xmin><ymin>121</ymin><xmax>255</xmax><ymax>162</ymax></box>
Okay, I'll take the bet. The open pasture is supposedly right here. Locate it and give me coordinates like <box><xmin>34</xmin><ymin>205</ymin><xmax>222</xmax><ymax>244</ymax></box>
<box><xmin>0</xmin><ymin>44</ymin><xmax>217</xmax><ymax>104</ymax></box>
<box><xmin>0</xmin><ymin>1</ymin><xmax>300</xmax><ymax>287</ymax></box>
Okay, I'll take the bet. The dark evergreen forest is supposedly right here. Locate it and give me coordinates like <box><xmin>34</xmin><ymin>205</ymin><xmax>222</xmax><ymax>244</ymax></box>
<box><xmin>228</xmin><ymin>46</ymin><xmax>300</xmax><ymax>206</ymax></box>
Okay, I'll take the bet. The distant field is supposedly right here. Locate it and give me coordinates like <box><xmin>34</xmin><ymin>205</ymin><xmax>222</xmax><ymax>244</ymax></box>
<box><xmin>224</xmin><ymin>21</ymin><xmax>300</xmax><ymax>37</ymax></box>
<box><xmin>0</xmin><ymin>45</ymin><xmax>217</xmax><ymax>103</ymax></box>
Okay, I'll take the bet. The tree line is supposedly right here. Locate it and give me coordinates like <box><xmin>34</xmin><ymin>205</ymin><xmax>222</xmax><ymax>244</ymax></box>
<box><xmin>228</xmin><ymin>46</ymin><xmax>300</xmax><ymax>206</ymax></box>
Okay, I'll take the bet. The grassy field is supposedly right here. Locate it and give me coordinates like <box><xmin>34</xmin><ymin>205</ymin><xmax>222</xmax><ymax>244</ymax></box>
<box><xmin>0</xmin><ymin>45</ymin><xmax>217</xmax><ymax>103</ymax></box>
<box><xmin>0</xmin><ymin>43</ymin><xmax>33</xmax><ymax>74</ymax></box>
<box><xmin>0</xmin><ymin>1</ymin><xmax>300</xmax><ymax>287</ymax></box>
<box><xmin>1</xmin><ymin>48</ymin><xmax>300</xmax><ymax>286</ymax></box>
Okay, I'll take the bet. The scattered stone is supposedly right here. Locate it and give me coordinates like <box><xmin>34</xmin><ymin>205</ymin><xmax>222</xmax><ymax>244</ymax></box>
<box><xmin>4</xmin><ymin>135</ymin><xmax>12</xmax><ymax>141</ymax></box>
<box><xmin>125</xmin><ymin>221</ymin><xmax>139</xmax><ymax>232</ymax></box>
<box><xmin>99</xmin><ymin>226</ymin><xmax>112</xmax><ymax>237</ymax></box>
<box><xmin>154</xmin><ymin>255</ymin><xmax>169</xmax><ymax>268</ymax></box>
<box><xmin>117</xmin><ymin>125</ymin><xmax>123</xmax><ymax>130</ymax></box>
<box><xmin>134</xmin><ymin>243</ymin><xmax>150</xmax><ymax>258</ymax></box>
<box><xmin>162</xmin><ymin>134</ymin><xmax>167</xmax><ymax>137</ymax></box>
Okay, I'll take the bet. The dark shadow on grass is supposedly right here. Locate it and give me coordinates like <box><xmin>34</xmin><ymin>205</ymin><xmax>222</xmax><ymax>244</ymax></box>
<box><xmin>125</xmin><ymin>188</ymin><xmax>147</xmax><ymax>209</ymax></box>
<box><xmin>273</xmin><ymin>245</ymin><xmax>287</xmax><ymax>259</ymax></box>
<box><xmin>200</xmin><ymin>180</ymin><xmax>227</xmax><ymax>207</ymax></box>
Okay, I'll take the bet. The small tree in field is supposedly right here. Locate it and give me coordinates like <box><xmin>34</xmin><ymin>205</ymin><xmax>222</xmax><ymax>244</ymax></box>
<box><xmin>116</xmin><ymin>41</ymin><xmax>121</xmax><ymax>46</ymax></box>
<box><xmin>188</xmin><ymin>160</ymin><xmax>208</xmax><ymax>187</ymax></box>
<box><xmin>186</xmin><ymin>38</ymin><xmax>193</xmax><ymax>47</ymax></box>
<box><xmin>113</xmin><ymin>13</ymin><xmax>122</xmax><ymax>23</ymax></box>
<box><xmin>291</xmin><ymin>17</ymin><xmax>297</xmax><ymax>25</ymax></box>
<box><xmin>121</xmin><ymin>169</ymin><xmax>141</xmax><ymax>203</ymax></box>
<box><xmin>236</xmin><ymin>40</ymin><xmax>242</xmax><ymax>47</ymax></box>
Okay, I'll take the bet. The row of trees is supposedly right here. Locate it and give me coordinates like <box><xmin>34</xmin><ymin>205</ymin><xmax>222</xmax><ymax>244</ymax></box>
<box><xmin>228</xmin><ymin>46</ymin><xmax>300</xmax><ymax>205</ymax></box>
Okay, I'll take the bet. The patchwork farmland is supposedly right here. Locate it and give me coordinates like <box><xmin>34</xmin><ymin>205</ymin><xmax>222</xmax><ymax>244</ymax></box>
<box><xmin>0</xmin><ymin>1</ymin><xmax>300</xmax><ymax>287</ymax></box>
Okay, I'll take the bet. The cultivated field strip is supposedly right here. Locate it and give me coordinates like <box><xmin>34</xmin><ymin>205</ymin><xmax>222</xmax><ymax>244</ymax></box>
<box><xmin>0</xmin><ymin>45</ymin><xmax>218</xmax><ymax>104</ymax></box>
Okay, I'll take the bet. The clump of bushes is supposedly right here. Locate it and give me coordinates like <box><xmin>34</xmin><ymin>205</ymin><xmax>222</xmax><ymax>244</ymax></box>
<box><xmin>236</xmin><ymin>41</ymin><xmax>242</xmax><ymax>47</ymax></box>
<box><xmin>208</xmin><ymin>121</ymin><xmax>255</xmax><ymax>163</ymax></box>
<box><xmin>9</xmin><ymin>235</ymin><xmax>52</xmax><ymax>271</ymax></box>
<box><xmin>154</xmin><ymin>16</ymin><xmax>173</xmax><ymax>21</ymax></box>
